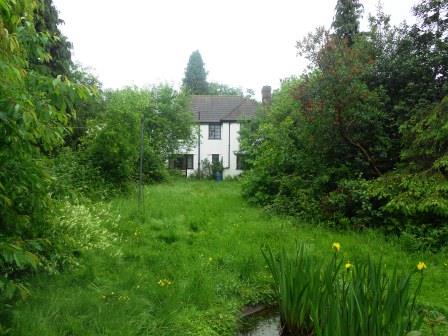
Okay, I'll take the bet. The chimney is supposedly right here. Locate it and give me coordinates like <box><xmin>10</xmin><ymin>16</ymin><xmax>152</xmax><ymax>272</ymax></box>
<box><xmin>261</xmin><ymin>86</ymin><xmax>272</xmax><ymax>105</ymax></box>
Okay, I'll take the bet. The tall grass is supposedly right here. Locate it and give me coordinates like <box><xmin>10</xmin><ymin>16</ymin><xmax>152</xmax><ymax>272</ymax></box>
<box><xmin>263</xmin><ymin>243</ymin><xmax>426</xmax><ymax>336</ymax></box>
<box><xmin>7</xmin><ymin>181</ymin><xmax>448</xmax><ymax>335</ymax></box>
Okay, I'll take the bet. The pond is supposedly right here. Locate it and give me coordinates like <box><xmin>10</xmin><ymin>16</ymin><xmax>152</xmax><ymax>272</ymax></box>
<box><xmin>238</xmin><ymin>305</ymin><xmax>281</xmax><ymax>336</ymax></box>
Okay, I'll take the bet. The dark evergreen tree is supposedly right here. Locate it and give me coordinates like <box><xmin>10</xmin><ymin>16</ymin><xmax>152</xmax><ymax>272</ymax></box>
<box><xmin>182</xmin><ymin>50</ymin><xmax>208</xmax><ymax>95</ymax></box>
<box><xmin>332</xmin><ymin>0</ymin><xmax>363</xmax><ymax>42</ymax></box>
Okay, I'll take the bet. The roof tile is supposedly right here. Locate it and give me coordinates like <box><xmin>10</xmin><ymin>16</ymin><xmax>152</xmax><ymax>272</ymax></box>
<box><xmin>191</xmin><ymin>95</ymin><xmax>257</xmax><ymax>122</ymax></box>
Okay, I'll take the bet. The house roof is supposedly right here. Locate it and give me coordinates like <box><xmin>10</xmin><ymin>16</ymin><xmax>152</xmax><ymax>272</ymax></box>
<box><xmin>191</xmin><ymin>95</ymin><xmax>258</xmax><ymax>122</ymax></box>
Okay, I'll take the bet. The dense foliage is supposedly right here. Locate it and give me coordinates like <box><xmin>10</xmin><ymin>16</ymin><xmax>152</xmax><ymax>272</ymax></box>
<box><xmin>242</xmin><ymin>0</ymin><xmax>448</xmax><ymax>250</ymax></box>
<box><xmin>0</xmin><ymin>0</ymin><xmax>194</xmax><ymax>316</ymax></box>
<box><xmin>207</xmin><ymin>82</ymin><xmax>243</xmax><ymax>96</ymax></box>
<box><xmin>0</xmin><ymin>0</ymin><xmax>92</xmax><ymax>305</ymax></box>
<box><xmin>31</xmin><ymin>0</ymin><xmax>73</xmax><ymax>76</ymax></box>
<box><xmin>81</xmin><ymin>86</ymin><xmax>194</xmax><ymax>186</ymax></box>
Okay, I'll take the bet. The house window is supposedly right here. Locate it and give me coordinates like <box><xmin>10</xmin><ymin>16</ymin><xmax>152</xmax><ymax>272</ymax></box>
<box><xmin>169</xmin><ymin>154</ymin><xmax>193</xmax><ymax>170</ymax></box>
<box><xmin>168</xmin><ymin>156</ymin><xmax>178</xmax><ymax>169</ymax></box>
<box><xmin>209</xmin><ymin>123</ymin><xmax>221</xmax><ymax>139</ymax></box>
<box><xmin>212</xmin><ymin>154</ymin><xmax>220</xmax><ymax>164</ymax></box>
<box><xmin>236</xmin><ymin>154</ymin><xmax>246</xmax><ymax>170</ymax></box>
<box><xmin>186</xmin><ymin>154</ymin><xmax>193</xmax><ymax>169</ymax></box>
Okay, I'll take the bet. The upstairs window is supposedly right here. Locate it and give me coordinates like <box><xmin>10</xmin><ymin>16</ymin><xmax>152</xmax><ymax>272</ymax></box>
<box><xmin>208</xmin><ymin>123</ymin><xmax>221</xmax><ymax>139</ymax></box>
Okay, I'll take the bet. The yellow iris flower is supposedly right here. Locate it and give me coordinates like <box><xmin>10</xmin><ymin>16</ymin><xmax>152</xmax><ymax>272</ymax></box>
<box><xmin>417</xmin><ymin>261</ymin><xmax>427</xmax><ymax>271</ymax></box>
<box><xmin>332</xmin><ymin>242</ymin><xmax>341</xmax><ymax>252</ymax></box>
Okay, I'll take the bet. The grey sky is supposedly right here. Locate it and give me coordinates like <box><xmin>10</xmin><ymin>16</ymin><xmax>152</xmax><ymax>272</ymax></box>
<box><xmin>54</xmin><ymin>0</ymin><xmax>418</xmax><ymax>99</ymax></box>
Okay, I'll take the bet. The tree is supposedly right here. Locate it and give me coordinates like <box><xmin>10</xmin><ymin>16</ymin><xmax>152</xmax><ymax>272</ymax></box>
<box><xmin>64</xmin><ymin>64</ymin><xmax>103</xmax><ymax>148</ymax></box>
<box><xmin>332</xmin><ymin>0</ymin><xmax>363</xmax><ymax>42</ymax></box>
<box><xmin>32</xmin><ymin>0</ymin><xmax>73</xmax><ymax>77</ymax></box>
<box><xmin>182</xmin><ymin>50</ymin><xmax>208</xmax><ymax>94</ymax></box>
<box><xmin>81</xmin><ymin>89</ymin><xmax>141</xmax><ymax>186</ymax></box>
<box><xmin>0</xmin><ymin>0</ymin><xmax>92</xmax><ymax>301</ymax></box>
<box><xmin>413</xmin><ymin>0</ymin><xmax>448</xmax><ymax>38</ymax></box>
<box><xmin>297</xmin><ymin>26</ymin><xmax>389</xmax><ymax>178</ymax></box>
<box><xmin>208</xmin><ymin>82</ymin><xmax>243</xmax><ymax>96</ymax></box>
<box><xmin>142</xmin><ymin>85</ymin><xmax>195</xmax><ymax>182</ymax></box>
<box><xmin>81</xmin><ymin>86</ymin><xmax>194</xmax><ymax>185</ymax></box>
<box><xmin>242</xmin><ymin>0</ymin><xmax>448</xmax><ymax>250</ymax></box>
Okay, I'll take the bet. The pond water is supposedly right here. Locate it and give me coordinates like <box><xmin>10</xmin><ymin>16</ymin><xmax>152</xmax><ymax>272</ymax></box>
<box><xmin>238</xmin><ymin>306</ymin><xmax>281</xmax><ymax>336</ymax></box>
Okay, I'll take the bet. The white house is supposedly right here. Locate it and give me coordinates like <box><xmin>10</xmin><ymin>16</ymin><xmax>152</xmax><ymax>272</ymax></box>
<box><xmin>169</xmin><ymin>89</ymin><xmax>270</xmax><ymax>177</ymax></box>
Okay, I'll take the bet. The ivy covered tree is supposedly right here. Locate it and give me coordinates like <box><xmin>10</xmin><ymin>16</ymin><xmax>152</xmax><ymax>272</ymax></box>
<box><xmin>332</xmin><ymin>0</ymin><xmax>363</xmax><ymax>42</ymax></box>
<box><xmin>182</xmin><ymin>50</ymin><xmax>208</xmax><ymax>94</ymax></box>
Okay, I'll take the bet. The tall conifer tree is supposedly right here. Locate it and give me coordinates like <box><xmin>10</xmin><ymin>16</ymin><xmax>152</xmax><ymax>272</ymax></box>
<box><xmin>182</xmin><ymin>50</ymin><xmax>208</xmax><ymax>95</ymax></box>
<box><xmin>332</xmin><ymin>0</ymin><xmax>363</xmax><ymax>42</ymax></box>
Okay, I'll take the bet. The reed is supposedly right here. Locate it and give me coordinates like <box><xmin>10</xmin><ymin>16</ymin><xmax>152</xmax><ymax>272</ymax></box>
<box><xmin>262</xmin><ymin>242</ymin><xmax>425</xmax><ymax>336</ymax></box>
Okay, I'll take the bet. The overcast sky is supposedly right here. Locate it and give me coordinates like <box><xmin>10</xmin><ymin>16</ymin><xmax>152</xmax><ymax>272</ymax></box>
<box><xmin>53</xmin><ymin>0</ymin><xmax>418</xmax><ymax>100</ymax></box>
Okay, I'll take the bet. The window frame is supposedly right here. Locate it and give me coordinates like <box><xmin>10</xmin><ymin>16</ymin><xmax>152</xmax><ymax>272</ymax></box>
<box><xmin>236</xmin><ymin>154</ymin><xmax>246</xmax><ymax>170</ymax></box>
<box><xmin>186</xmin><ymin>154</ymin><xmax>193</xmax><ymax>169</ymax></box>
<box><xmin>208</xmin><ymin>123</ymin><xmax>222</xmax><ymax>140</ymax></box>
<box><xmin>212</xmin><ymin>154</ymin><xmax>220</xmax><ymax>164</ymax></box>
<box><xmin>169</xmin><ymin>154</ymin><xmax>194</xmax><ymax>170</ymax></box>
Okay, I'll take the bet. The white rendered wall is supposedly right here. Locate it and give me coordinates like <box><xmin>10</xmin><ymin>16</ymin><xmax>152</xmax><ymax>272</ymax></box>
<box><xmin>227</xmin><ymin>122</ymin><xmax>243</xmax><ymax>177</ymax></box>
<box><xmin>181</xmin><ymin>122</ymin><xmax>243</xmax><ymax>177</ymax></box>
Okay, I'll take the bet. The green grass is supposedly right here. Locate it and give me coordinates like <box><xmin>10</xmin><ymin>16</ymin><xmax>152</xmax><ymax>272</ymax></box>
<box><xmin>8</xmin><ymin>181</ymin><xmax>448</xmax><ymax>335</ymax></box>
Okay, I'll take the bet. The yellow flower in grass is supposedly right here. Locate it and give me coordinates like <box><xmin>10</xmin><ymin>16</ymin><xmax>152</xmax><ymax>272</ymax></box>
<box><xmin>345</xmin><ymin>262</ymin><xmax>353</xmax><ymax>271</ymax></box>
<box><xmin>332</xmin><ymin>242</ymin><xmax>341</xmax><ymax>253</ymax></box>
<box><xmin>417</xmin><ymin>261</ymin><xmax>427</xmax><ymax>271</ymax></box>
<box><xmin>158</xmin><ymin>279</ymin><xmax>173</xmax><ymax>287</ymax></box>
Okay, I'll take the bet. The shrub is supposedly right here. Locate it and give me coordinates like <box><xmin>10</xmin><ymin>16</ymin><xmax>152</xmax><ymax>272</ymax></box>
<box><xmin>50</xmin><ymin>147</ymin><xmax>112</xmax><ymax>200</ymax></box>
<box><xmin>0</xmin><ymin>237</ymin><xmax>41</xmax><ymax>302</ymax></box>
<box><xmin>0</xmin><ymin>197</ymin><xmax>120</xmax><ymax>330</ymax></box>
<box><xmin>324</xmin><ymin>174</ymin><xmax>448</xmax><ymax>251</ymax></box>
<box><xmin>44</xmin><ymin>199</ymin><xmax>121</xmax><ymax>271</ymax></box>
<box><xmin>323</xmin><ymin>178</ymin><xmax>385</xmax><ymax>233</ymax></box>
<box><xmin>370</xmin><ymin>173</ymin><xmax>448</xmax><ymax>251</ymax></box>
<box><xmin>190</xmin><ymin>158</ymin><xmax>218</xmax><ymax>180</ymax></box>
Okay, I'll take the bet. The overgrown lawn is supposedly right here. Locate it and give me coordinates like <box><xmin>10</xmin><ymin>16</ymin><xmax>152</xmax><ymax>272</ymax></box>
<box><xmin>9</xmin><ymin>181</ymin><xmax>448</xmax><ymax>335</ymax></box>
